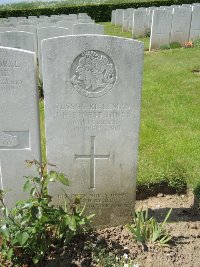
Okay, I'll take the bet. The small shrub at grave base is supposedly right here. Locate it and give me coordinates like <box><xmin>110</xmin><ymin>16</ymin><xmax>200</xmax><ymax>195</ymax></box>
<box><xmin>144</xmin><ymin>27</ymin><xmax>151</xmax><ymax>38</ymax></box>
<box><xmin>159</xmin><ymin>44</ymin><xmax>170</xmax><ymax>50</ymax></box>
<box><xmin>169</xmin><ymin>42</ymin><xmax>182</xmax><ymax>49</ymax></box>
<box><xmin>0</xmin><ymin>160</ymin><xmax>94</xmax><ymax>266</ymax></box>
<box><xmin>90</xmin><ymin>244</ymin><xmax>135</xmax><ymax>267</ymax></box>
<box><xmin>193</xmin><ymin>183</ymin><xmax>200</xmax><ymax>211</ymax></box>
<box><xmin>193</xmin><ymin>39</ymin><xmax>200</xmax><ymax>48</ymax></box>
<box><xmin>127</xmin><ymin>208</ymin><xmax>172</xmax><ymax>248</ymax></box>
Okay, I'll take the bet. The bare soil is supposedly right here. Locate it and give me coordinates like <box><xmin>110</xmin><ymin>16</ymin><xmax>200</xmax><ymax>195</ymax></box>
<box><xmin>44</xmin><ymin>191</ymin><xmax>200</xmax><ymax>267</ymax></box>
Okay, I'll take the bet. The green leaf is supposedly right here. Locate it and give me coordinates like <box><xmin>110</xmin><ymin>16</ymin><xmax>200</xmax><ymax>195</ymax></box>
<box><xmin>7</xmin><ymin>248</ymin><xmax>14</xmax><ymax>259</ymax></box>
<box><xmin>47</xmin><ymin>171</ymin><xmax>58</xmax><ymax>182</ymax></box>
<box><xmin>68</xmin><ymin>216</ymin><xmax>76</xmax><ymax>231</ymax></box>
<box><xmin>57</xmin><ymin>174</ymin><xmax>69</xmax><ymax>186</ymax></box>
<box><xmin>33</xmin><ymin>177</ymin><xmax>41</xmax><ymax>183</ymax></box>
<box><xmin>30</xmin><ymin>187</ymin><xmax>36</xmax><ymax>197</ymax></box>
<box><xmin>33</xmin><ymin>253</ymin><xmax>43</xmax><ymax>264</ymax></box>
<box><xmin>0</xmin><ymin>224</ymin><xmax>9</xmax><ymax>239</ymax></box>
<box><xmin>23</xmin><ymin>180</ymin><xmax>32</xmax><ymax>192</ymax></box>
<box><xmin>16</xmin><ymin>231</ymin><xmax>29</xmax><ymax>246</ymax></box>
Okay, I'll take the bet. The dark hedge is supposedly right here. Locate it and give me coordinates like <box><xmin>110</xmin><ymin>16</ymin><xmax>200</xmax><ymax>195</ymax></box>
<box><xmin>0</xmin><ymin>0</ymin><xmax>199</xmax><ymax>21</ymax></box>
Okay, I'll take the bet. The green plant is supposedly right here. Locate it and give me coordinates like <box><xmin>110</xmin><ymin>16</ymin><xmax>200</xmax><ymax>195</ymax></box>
<box><xmin>90</xmin><ymin>244</ymin><xmax>135</xmax><ymax>267</ymax></box>
<box><xmin>159</xmin><ymin>44</ymin><xmax>170</xmax><ymax>50</ymax></box>
<box><xmin>0</xmin><ymin>160</ymin><xmax>94</xmax><ymax>266</ymax></box>
<box><xmin>193</xmin><ymin>183</ymin><xmax>200</xmax><ymax>211</ymax></box>
<box><xmin>193</xmin><ymin>39</ymin><xmax>200</xmax><ymax>48</ymax></box>
<box><xmin>127</xmin><ymin>208</ymin><xmax>172</xmax><ymax>247</ymax></box>
<box><xmin>170</xmin><ymin>42</ymin><xmax>182</xmax><ymax>49</ymax></box>
<box><xmin>144</xmin><ymin>27</ymin><xmax>151</xmax><ymax>38</ymax></box>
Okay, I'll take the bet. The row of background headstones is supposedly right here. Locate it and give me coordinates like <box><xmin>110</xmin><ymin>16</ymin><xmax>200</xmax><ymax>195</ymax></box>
<box><xmin>0</xmin><ymin>13</ymin><xmax>104</xmax><ymax>78</ymax></box>
<box><xmin>0</xmin><ymin>31</ymin><xmax>143</xmax><ymax>227</ymax></box>
<box><xmin>111</xmin><ymin>3</ymin><xmax>200</xmax><ymax>50</ymax></box>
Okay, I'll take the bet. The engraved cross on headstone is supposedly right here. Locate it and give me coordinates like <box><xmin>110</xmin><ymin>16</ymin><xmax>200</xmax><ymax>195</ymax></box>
<box><xmin>75</xmin><ymin>136</ymin><xmax>110</xmax><ymax>189</ymax></box>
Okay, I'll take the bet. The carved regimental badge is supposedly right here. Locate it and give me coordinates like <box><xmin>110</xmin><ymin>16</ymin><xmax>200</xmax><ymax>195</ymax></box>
<box><xmin>70</xmin><ymin>50</ymin><xmax>116</xmax><ymax>98</ymax></box>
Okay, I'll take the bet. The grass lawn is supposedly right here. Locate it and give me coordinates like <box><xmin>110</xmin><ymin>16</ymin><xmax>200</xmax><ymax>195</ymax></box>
<box><xmin>40</xmin><ymin>23</ymin><xmax>200</xmax><ymax>191</ymax></box>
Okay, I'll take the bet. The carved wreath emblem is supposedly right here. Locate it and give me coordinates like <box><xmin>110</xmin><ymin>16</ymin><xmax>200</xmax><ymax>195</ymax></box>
<box><xmin>70</xmin><ymin>50</ymin><xmax>116</xmax><ymax>98</ymax></box>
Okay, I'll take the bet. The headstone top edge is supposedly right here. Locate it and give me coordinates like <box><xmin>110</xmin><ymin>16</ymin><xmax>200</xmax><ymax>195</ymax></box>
<box><xmin>42</xmin><ymin>34</ymin><xmax>144</xmax><ymax>48</ymax></box>
<box><xmin>0</xmin><ymin>46</ymin><xmax>35</xmax><ymax>55</ymax></box>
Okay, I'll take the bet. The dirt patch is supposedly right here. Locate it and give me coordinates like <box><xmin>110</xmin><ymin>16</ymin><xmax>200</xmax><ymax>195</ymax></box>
<box><xmin>44</xmin><ymin>191</ymin><xmax>200</xmax><ymax>267</ymax></box>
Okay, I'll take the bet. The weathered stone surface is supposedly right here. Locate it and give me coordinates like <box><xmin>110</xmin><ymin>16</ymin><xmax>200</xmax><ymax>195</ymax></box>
<box><xmin>189</xmin><ymin>5</ymin><xmax>200</xmax><ymax>41</ymax></box>
<box><xmin>0</xmin><ymin>47</ymin><xmax>41</xmax><ymax>207</ymax></box>
<box><xmin>149</xmin><ymin>9</ymin><xmax>173</xmax><ymax>50</ymax></box>
<box><xmin>122</xmin><ymin>8</ymin><xmax>134</xmax><ymax>32</ymax></box>
<box><xmin>37</xmin><ymin>26</ymin><xmax>70</xmax><ymax>77</ymax></box>
<box><xmin>0</xmin><ymin>31</ymin><xmax>35</xmax><ymax>52</ymax></box>
<box><xmin>115</xmin><ymin>9</ymin><xmax>124</xmax><ymax>26</ymax></box>
<box><xmin>170</xmin><ymin>7</ymin><xmax>192</xmax><ymax>45</ymax></box>
<box><xmin>111</xmin><ymin>10</ymin><xmax>116</xmax><ymax>25</ymax></box>
<box><xmin>132</xmin><ymin>8</ymin><xmax>149</xmax><ymax>38</ymax></box>
<box><xmin>42</xmin><ymin>35</ymin><xmax>143</xmax><ymax>227</ymax></box>
<box><xmin>72</xmin><ymin>23</ymin><xmax>104</xmax><ymax>34</ymax></box>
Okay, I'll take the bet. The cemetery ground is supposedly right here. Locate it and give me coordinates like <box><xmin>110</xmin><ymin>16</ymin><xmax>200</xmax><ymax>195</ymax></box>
<box><xmin>1</xmin><ymin>23</ymin><xmax>200</xmax><ymax>266</ymax></box>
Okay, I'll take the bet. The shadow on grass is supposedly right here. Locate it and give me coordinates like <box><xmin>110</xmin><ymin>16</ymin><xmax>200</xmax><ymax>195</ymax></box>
<box><xmin>148</xmin><ymin>206</ymin><xmax>200</xmax><ymax>223</ymax></box>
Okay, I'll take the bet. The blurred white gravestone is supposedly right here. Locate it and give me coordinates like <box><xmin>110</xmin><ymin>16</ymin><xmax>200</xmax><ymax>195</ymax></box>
<box><xmin>72</xmin><ymin>23</ymin><xmax>104</xmax><ymax>34</ymax></box>
<box><xmin>189</xmin><ymin>5</ymin><xmax>200</xmax><ymax>41</ymax></box>
<box><xmin>149</xmin><ymin>9</ymin><xmax>173</xmax><ymax>50</ymax></box>
<box><xmin>132</xmin><ymin>8</ymin><xmax>149</xmax><ymax>38</ymax></box>
<box><xmin>0</xmin><ymin>31</ymin><xmax>35</xmax><ymax>52</ymax></box>
<box><xmin>0</xmin><ymin>47</ymin><xmax>41</xmax><ymax>207</ymax></box>
<box><xmin>170</xmin><ymin>7</ymin><xmax>192</xmax><ymax>45</ymax></box>
<box><xmin>37</xmin><ymin>26</ymin><xmax>70</xmax><ymax>77</ymax></box>
<box><xmin>111</xmin><ymin>10</ymin><xmax>116</xmax><ymax>25</ymax></box>
<box><xmin>115</xmin><ymin>9</ymin><xmax>124</xmax><ymax>26</ymax></box>
<box><xmin>122</xmin><ymin>8</ymin><xmax>133</xmax><ymax>32</ymax></box>
<box><xmin>42</xmin><ymin>35</ymin><xmax>144</xmax><ymax>227</ymax></box>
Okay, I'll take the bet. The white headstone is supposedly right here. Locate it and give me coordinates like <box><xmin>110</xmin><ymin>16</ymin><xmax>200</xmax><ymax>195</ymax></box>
<box><xmin>115</xmin><ymin>9</ymin><xmax>124</xmax><ymax>26</ymax></box>
<box><xmin>132</xmin><ymin>8</ymin><xmax>149</xmax><ymax>38</ymax></box>
<box><xmin>170</xmin><ymin>7</ymin><xmax>192</xmax><ymax>45</ymax></box>
<box><xmin>0</xmin><ymin>47</ymin><xmax>41</xmax><ymax>207</ymax></box>
<box><xmin>42</xmin><ymin>35</ymin><xmax>144</xmax><ymax>227</ymax></box>
<box><xmin>111</xmin><ymin>10</ymin><xmax>116</xmax><ymax>25</ymax></box>
<box><xmin>189</xmin><ymin>5</ymin><xmax>200</xmax><ymax>41</ymax></box>
<box><xmin>37</xmin><ymin>26</ymin><xmax>70</xmax><ymax>77</ymax></box>
<box><xmin>0</xmin><ymin>31</ymin><xmax>35</xmax><ymax>52</ymax></box>
<box><xmin>149</xmin><ymin>9</ymin><xmax>173</xmax><ymax>50</ymax></box>
<box><xmin>56</xmin><ymin>20</ymin><xmax>75</xmax><ymax>32</ymax></box>
<box><xmin>72</xmin><ymin>23</ymin><xmax>104</xmax><ymax>34</ymax></box>
<box><xmin>122</xmin><ymin>8</ymin><xmax>134</xmax><ymax>31</ymax></box>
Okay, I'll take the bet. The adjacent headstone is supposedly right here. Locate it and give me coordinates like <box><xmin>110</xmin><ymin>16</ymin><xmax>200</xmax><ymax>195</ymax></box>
<box><xmin>149</xmin><ymin>9</ymin><xmax>173</xmax><ymax>50</ymax></box>
<box><xmin>37</xmin><ymin>26</ymin><xmax>70</xmax><ymax>77</ymax></box>
<box><xmin>122</xmin><ymin>9</ymin><xmax>128</xmax><ymax>31</ymax></box>
<box><xmin>132</xmin><ymin>8</ymin><xmax>149</xmax><ymax>38</ymax></box>
<box><xmin>170</xmin><ymin>7</ymin><xmax>192</xmax><ymax>45</ymax></box>
<box><xmin>0</xmin><ymin>47</ymin><xmax>41</xmax><ymax>207</ymax></box>
<box><xmin>111</xmin><ymin>10</ymin><xmax>116</xmax><ymax>25</ymax></box>
<box><xmin>56</xmin><ymin>20</ymin><xmax>75</xmax><ymax>32</ymax></box>
<box><xmin>122</xmin><ymin>9</ymin><xmax>134</xmax><ymax>32</ymax></box>
<box><xmin>189</xmin><ymin>5</ymin><xmax>200</xmax><ymax>41</ymax></box>
<box><xmin>72</xmin><ymin>23</ymin><xmax>104</xmax><ymax>34</ymax></box>
<box><xmin>115</xmin><ymin>9</ymin><xmax>124</xmax><ymax>26</ymax></box>
<box><xmin>42</xmin><ymin>35</ymin><xmax>144</xmax><ymax>227</ymax></box>
<box><xmin>0</xmin><ymin>31</ymin><xmax>35</xmax><ymax>52</ymax></box>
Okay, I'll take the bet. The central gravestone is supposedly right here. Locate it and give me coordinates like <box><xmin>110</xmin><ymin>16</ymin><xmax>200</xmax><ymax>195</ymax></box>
<box><xmin>42</xmin><ymin>35</ymin><xmax>143</xmax><ymax>227</ymax></box>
